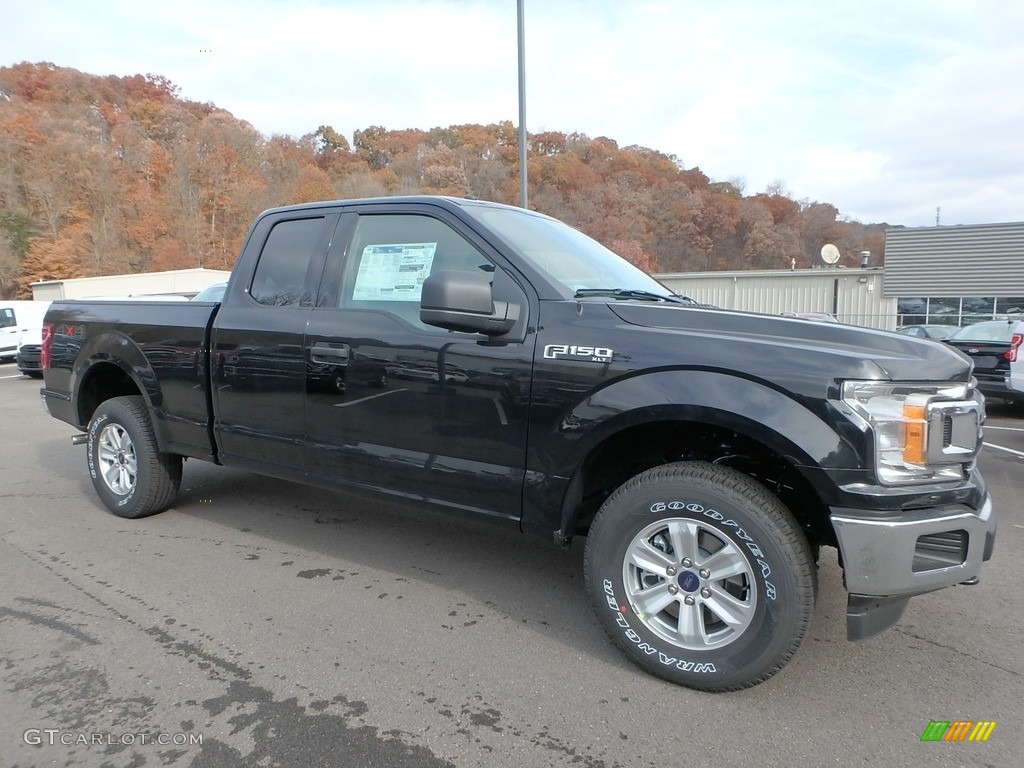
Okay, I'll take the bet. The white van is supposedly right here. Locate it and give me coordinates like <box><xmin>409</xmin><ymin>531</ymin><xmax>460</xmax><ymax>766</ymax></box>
<box><xmin>0</xmin><ymin>300</ymin><xmax>52</xmax><ymax>361</ymax></box>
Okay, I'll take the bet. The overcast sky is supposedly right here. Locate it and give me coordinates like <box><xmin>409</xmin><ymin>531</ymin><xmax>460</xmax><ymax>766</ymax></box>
<box><xmin>4</xmin><ymin>0</ymin><xmax>1022</xmax><ymax>227</ymax></box>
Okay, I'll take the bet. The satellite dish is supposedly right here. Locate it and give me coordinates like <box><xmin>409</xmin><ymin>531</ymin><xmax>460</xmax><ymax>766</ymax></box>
<box><xmin>820</xmin><ymin>244</ymin><xmax>840</xmax><ymax>265</ymax></box>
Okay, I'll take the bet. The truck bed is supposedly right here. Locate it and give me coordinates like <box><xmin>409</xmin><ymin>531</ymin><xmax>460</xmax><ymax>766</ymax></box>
<box><xmin>42</xmin><ymin>299</ymin><xmax>219</xmax><ymax>461</ymax></box>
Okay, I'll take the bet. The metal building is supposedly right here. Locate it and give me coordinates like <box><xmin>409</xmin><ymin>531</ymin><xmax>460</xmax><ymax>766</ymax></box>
<box><xmin>656</xmin><ymin>221</ymin><xmax>1024</xmax><ymax>330</ymax></box>
<box><xmin>656</xmin><ymin>267</ymin><xmax>894</xmax><ymax>329</ymax></box>
<box><xmin>30</xmin><ymin>268</ymin><xmax>231</xmax><ymax>301</ymax></box>
<box><xmin>884</xmin><ymin>222</ymin><xmax>1024</xmax><ymax>325</ymax></box>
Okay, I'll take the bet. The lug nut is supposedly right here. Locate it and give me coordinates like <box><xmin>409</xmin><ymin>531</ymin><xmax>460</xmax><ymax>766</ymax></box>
<box><xmin>701</xmin><ymin>587</ymin><xmax>712</xmax><ymax>599</ymax></box>
<box><xmin>666</xmin><ymin>566</ymin><xmax>677</xmax><ymax>576</ymax></box>
<box><xmin>668</xmin><ymin>585</ymin><xmax>679</xmax><ymax>595</ymax></box>
<box><xmin>681</xmin><ymin>558</ymin><xmax>693</xmax><ymax>568</ymax></box>
<box><xmin>684</xmin><ymin>596</ymin><xmax>696</xmax><ymax>605</ymax></box>
<box><xmin>699</xmin><ymin>569</ymin><xmax>710</xmax><ymax>579</ymax></box>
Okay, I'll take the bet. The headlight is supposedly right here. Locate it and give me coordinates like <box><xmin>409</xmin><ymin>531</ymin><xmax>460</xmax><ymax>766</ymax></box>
<box><xmin>841</xmin><ymin>381</ymin><xmax>979</xmax><ymax>485</ymax></box>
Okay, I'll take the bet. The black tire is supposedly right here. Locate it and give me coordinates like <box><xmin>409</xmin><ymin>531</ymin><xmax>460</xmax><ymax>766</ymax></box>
<box><xmin>583</xmin><ymin>461</ymin><xmax>815</xmax><ymax>692</ymax></box>
<box><xmin>86</xmin><ymin>395</ymin><xmax>182</xmax><ymax>519</ymax></box>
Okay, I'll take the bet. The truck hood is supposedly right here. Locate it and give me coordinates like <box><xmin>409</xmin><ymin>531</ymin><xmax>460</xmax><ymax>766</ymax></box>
<box><xmin>608</xmin><ymin>303</ymin><xmax>972</xmax><ymax>386</ymax></box>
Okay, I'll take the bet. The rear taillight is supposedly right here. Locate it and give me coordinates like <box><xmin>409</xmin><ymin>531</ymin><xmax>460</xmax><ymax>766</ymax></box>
<box><xmin>41</xmin><ymin>322</ymin><xmax>53</xmax><ymax>369</ymax></box>
<box><xmin>1003</xmin><ymin>332</ymin><xmax>1023</xmax><ymax>363</ymax></box>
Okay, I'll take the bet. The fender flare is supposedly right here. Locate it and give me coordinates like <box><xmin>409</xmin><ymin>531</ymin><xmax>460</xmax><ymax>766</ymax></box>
<box><xmin>72</xmin><ymin>330</ymin><xmax>162</xmax><ymax>427</ymax></box>
<box><xmin>533</xmin><ymin>369</ymin><xmax>865</xmax><ymax>541</ymax></box>
<box><xmin>569</xmin><ymin>369</ymin><xmax>857</xmax><ymax>467</ymax></box>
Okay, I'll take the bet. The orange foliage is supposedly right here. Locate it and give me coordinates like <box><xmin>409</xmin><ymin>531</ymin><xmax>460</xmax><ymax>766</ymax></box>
<box><xmin>289</xmin><ymin>164</ymin><xmax>335</xmax><ymax>204</ymax></box>
<box><xmin>610</xmin><ymin>240</ymin><xmax>655</xmax><ymax>273</ymax></box>
<box><xmin>18</xmin><ymin>208</ymin><xmax>92</xmax><ymax>296</ymax></box>
<box><xmin>0</xmin><ymin>62</ymin><xmax>884</xmax><ymax>299</ymax></box>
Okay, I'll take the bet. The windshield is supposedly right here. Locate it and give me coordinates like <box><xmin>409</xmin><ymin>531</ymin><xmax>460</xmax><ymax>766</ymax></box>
<box><xmin>467</xmin><ymin>206</ymin><xmax>672</xmax><ymax>299</ymax></box>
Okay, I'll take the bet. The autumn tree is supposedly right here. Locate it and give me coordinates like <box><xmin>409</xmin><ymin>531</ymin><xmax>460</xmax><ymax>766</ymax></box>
<box><xmin>18</xmin><ymin>206</ymin><xmax>92</xmax><ymax>296</ymax></box>
<box><xmin>0</xmin><ymin>62</ymin><xmax>887</xmax><ymax>294</ymax></box>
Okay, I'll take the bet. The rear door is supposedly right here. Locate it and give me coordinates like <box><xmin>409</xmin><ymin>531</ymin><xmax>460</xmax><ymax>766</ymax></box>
<box><xmin>303</xmin><ymin>204</ymin><xmax>536</xmax><ymax>522</ymax></box>
<box><xmin>211</xmin><ymin>211</ymin><xmax>339</xmax><ymax>475</ymax></box>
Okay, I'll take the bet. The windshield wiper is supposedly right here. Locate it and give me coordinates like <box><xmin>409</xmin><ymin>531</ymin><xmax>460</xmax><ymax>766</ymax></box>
<box><xmin>574</xmin><ymin>288</ymin><xmax>683</xmax><ymax>303</ymax></box>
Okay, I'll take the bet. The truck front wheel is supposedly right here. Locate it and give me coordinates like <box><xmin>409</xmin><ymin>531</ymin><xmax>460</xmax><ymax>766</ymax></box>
<box><xmin>86</xmin><ymin>396</ymin><xmax>182</xmax><ymax>518</ymax></box>
<box><xmin>583</xmin><ymin>462</ymin><xmax>815</xmax><ymax>692</ymax></box>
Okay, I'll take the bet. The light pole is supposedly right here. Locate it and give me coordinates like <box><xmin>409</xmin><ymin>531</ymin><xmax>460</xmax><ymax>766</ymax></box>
<box><xmin>517</xmin><ymin>0</ymin><xmax>528</xmax><ymax>208</ymax></box>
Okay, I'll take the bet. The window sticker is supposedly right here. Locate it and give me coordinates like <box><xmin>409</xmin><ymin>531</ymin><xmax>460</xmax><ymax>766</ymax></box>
<box><xmin>352</xmin><ymin>243</ymin><xmax>437</xmax><ymax>301</ymax></box>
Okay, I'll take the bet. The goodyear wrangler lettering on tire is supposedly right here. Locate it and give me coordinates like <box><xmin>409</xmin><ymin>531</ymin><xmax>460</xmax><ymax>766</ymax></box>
<box><xmin>583</xmin><ymin>461</ymin><xmax>815</xmax><ymax>692</ymax></box>
<box><xmin>86</xmin><ymin>414</ymin><xmax>107</xmax><ymax>482</ymax></box>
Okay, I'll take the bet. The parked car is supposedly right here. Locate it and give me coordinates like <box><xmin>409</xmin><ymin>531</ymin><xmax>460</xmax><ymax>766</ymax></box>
<box><xmin>16</xmin><ymin>326</ymin><xmax>44</xmax><ymax>377</ymax></box>
<box><xmin>192</xmin><ymin>282</ymin><xmax>228</xmax><ymax>302</ymax></box>
<box><xmin>0</xmin><ymin>300</ymin><xmax>51</xmax><ymax>361</ymax></box>
<box><xmin>944</xmin><ymin>319</ymin><xmax>1024</xmax><ymax>404</ymax></box>
<box><xmin>895</xmin><ymin>324</ymin><xmax>957</xmax><ymax>340</ymax></box>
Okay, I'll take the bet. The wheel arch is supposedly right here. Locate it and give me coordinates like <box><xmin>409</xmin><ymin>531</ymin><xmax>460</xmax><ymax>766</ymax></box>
<box><xmin>546</xmin><ymin>370</ymin><xmax>859</xmax><ymax>549</ymax></box>
<box><xmin>73</xmin><ymin>333</ymin><xmax>162</xmax><ymax>436</ymax></box>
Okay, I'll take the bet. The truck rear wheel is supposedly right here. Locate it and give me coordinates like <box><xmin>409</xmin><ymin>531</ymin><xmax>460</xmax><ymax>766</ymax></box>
<box><xmin>86</xmin><ymin>396</ymin><xmax>182</xmax><ymax>518</ymax></box>
<box><xmin>583</xmin><ymin>461</ymin><xmax>815</xmax><ymax>692</ymax></box>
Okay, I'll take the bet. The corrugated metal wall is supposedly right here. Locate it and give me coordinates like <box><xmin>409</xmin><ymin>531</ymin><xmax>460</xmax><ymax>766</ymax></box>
<box><xmin>883</xmin><ymin>222</ymin><xmax>1024</xmax><ymax>297</ymax></box>
<box><xmin>656</xmin><ymin>268</ymin><xmax>898</xmax><ymax>329</ymax></box>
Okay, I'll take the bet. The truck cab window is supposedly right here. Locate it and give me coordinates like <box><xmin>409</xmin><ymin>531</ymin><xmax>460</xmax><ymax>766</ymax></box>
<box><xmin>250</xmin><ymin>217</ymin><xmax>326</xmax><ymax>306</ymax></box>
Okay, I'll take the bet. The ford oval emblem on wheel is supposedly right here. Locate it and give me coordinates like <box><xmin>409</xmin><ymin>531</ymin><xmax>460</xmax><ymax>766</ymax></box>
<box><xmin>678</xmin><ymin>571</ymin><xmax>701</xmax><ymax>592</ymax></box>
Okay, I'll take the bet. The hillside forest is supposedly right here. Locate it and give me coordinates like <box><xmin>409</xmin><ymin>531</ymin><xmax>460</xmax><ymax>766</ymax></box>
<box><xmin>0</xmin><ymin>62</ymin><xmax>887</xmax><ymax>298</ymax></box>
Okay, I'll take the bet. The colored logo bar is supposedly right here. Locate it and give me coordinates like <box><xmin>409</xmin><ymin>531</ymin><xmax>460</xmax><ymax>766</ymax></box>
<box><xmin>920</xmin><ymin>720</ymin><xmax>997</xmax><ymax>742</ymax></box>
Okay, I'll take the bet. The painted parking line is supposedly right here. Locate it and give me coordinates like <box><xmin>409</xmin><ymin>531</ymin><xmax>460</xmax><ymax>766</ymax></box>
<box><xmin>0</xmin><ymin>374</ymin><xmax>25</xmax><ymax>380</ymax></box>
<box><xmin>983</xmin><ymin>441</ymin><xmax>1024</xmax><ymax>459</ymax></box>
<box><xmin>984</xmin><ymin>425</ymin><xmax>1024</xmax><ymax>432</ymax></box>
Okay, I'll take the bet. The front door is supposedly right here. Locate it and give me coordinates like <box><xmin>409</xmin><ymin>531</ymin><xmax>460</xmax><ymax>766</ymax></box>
<box><xmin>304</xmin><ymin>208</ymin><xmax>535</xmax><ymax>522</ymax></box>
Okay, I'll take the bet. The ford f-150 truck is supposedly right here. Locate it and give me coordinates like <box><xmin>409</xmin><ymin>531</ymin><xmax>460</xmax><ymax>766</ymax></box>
<box><xmin>40</xmin><ymin>196</ymin><xmax>996</xmax><ymax>692</ymax></box>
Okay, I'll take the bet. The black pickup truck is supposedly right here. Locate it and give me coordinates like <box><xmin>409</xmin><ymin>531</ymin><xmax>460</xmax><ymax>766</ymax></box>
<box><xmin>41</xmin><ymin>196</ymin><xmax>996</xmax><ymax>692</ymax></box>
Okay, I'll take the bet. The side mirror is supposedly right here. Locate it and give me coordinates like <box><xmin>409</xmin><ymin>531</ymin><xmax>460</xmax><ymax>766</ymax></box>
<box><xmin>420</xmin><ymin>270</ymin><xmax>518</xmax><ymax>336</ymax></box>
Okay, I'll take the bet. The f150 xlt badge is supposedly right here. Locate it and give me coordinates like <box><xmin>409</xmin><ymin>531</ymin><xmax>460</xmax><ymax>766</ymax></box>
<box><xmin>543</xmin><ymin>344</ymin><xmax>614</xmax><ymax>362</ymax></box>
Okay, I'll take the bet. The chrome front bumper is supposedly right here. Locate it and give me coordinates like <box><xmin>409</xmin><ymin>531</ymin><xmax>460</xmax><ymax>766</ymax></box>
<box><xmin>830</xmin><ymin>494</ymin><xmax>996</xmax><ymax>640</ymax></box>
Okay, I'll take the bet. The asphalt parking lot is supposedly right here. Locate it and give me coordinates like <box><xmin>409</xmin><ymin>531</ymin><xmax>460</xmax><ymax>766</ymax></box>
<box><xmin>1</xmin><ymin>360</ymin><xmax>1021</xmax><ymax>767</ymax></box>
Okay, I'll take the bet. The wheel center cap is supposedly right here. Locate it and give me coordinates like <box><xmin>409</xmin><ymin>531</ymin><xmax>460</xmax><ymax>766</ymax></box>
<box><xmin>677</xmin><ymin>570</ymin><xmax>701</xmax><ymax>593</ymax></box>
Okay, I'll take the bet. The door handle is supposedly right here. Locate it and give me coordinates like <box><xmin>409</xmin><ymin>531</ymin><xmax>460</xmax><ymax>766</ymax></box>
<box><xmin>311</xmin><ymin>343</ymin><xmax>350</xmax><ymax>362</ymax></box>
